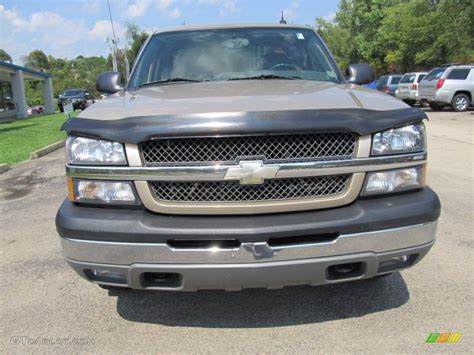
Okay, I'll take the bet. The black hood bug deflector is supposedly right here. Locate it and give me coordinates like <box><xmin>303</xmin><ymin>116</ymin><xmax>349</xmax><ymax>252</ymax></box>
<box><xmin>62</xmin><ymin>107</ymin><xmax>427</xmax><ymax>144</ymax></box>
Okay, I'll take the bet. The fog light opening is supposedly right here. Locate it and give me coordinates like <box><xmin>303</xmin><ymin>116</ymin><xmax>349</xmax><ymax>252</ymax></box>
<box><xmin>378</xmin><ymin>254</ymin><xmax>418</xmax><ymax>273</ymax></box>
<box><xmin>84</xmin><ymin>269</ymin><xmax>127</xmax><ymax>285</ymax></box>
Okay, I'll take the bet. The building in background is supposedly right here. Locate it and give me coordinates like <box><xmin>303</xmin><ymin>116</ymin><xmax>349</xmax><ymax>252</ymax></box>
<box><xmin>0</xmin><ymin>60</ymin><xmax>54</xmax><ymax>123</ymax></box>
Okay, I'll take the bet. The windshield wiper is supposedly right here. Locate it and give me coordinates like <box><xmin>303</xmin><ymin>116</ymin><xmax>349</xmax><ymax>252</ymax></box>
<box><xmin>228</xmin><ymin>74</ymin><xmax>303</xmax><ymax>81</ymax></box>
<box><xmin>139</xmin><ymin>78</ymin><xmax>204</xmax><ymax>87</ymax></box>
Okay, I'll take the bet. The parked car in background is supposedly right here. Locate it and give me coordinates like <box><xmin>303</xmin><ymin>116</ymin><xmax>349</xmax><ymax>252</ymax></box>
<box><xmin>418</xmin><ymin>65</ymin><xmax>474</xmax><ymax>112</ymax></box>
<box><xmin>363</xmin><ymin>79</ymin><xmax>378</xmax><ymax>89</ymax></box>
<box><xmin>58</xmin><ymin>89</ymin><xmax>95</xmax><ymax>112</ymax></box>
<box><xmin>395</xmin><ymin>72</ymin><xmax>427</xmax><ymax>106</ymax></box>
<box><xmin>376</xmin><ymin>74</ymin><xmax>402</xmax><ymax>96</ymax></box>
<box><xmin>27</xmin><ymin>105</ymin><xmax>45</xmax><ymax>115</ymax></box>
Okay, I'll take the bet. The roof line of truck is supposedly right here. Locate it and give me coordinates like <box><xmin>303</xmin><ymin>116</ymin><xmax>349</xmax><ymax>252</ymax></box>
<box><xmin>152</xmin><ymin>23</ymin><xmax>312</xmax><ymax>34</ymax></box>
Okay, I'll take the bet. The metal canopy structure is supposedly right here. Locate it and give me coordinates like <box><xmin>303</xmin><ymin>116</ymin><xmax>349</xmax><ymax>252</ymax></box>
<box><xmin>0</xmin><ymin>60</ymin><xmax>54</xmax><ymax>122</ymax></box>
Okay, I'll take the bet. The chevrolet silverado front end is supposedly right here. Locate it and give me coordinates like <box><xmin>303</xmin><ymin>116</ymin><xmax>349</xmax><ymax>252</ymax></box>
<box><xmin>56</xmin><ymin>24</ymin><xmax>440</xmax><ymax>291</ymax></box>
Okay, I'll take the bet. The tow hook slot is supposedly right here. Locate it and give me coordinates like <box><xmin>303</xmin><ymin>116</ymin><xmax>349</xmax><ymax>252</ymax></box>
<box><xmin>141</xmin><ymin>272</ymin><xmax>182</xmax><ymax>288</ymax></box>
<box><xmin>326</xmin><ymin>262</ymin><xmax>366</xmax><ymax>280</ymax></box>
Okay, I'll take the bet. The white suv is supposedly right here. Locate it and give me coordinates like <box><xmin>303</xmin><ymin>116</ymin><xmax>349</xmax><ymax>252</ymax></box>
<box><xmin>396</xmin><ymin>72</ymin><xmax>427</xmax><ymax>106</ymax></box>
<box><xmin>418</xmin><ymin>65</ymin><xmax>474</xmax><ymax>112</ymax></box>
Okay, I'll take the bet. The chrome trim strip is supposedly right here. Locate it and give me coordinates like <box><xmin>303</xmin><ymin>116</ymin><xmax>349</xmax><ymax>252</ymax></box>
<box><xmin>66</xmin><ymin>152</ymin><xmax>427</xmax><ymax>181</ymax></box>
<box><xmin>134</xmin><ymin>173</ymin><xmax>364</xmax><ymax>215</ymax></box>
<box><xmin>60</xmin><ymin>221</ymin><xmax>437</xmax><ymax>265</ymax></box>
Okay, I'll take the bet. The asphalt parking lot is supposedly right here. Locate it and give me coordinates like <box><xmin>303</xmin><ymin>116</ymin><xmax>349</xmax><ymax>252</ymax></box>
<box><xmin>1</xmin><ymin>109</ymin><xmax>472</xmax><ymax>353</ymax></box>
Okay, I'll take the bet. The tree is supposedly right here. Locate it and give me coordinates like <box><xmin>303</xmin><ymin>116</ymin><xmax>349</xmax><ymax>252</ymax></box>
<box><xmin>22</xmin><ymin>49</ymin><xmax>50</xmax><ymax>71</ymax></box>
<box><xmin>21</xmin><ymin>51</ymin><xmax>109</xmax><ymax>105</ymax></box>
<box><xmin>316</xmin><ymin>0</ymin><xmax>474</xmax><ymax>74</ymax></box>
<box><xmin>50</xmin><ymin>56</ymin><xmax>109</xmax><ymax>97</ymax></box>
<box><xmin>316</xmin><ymin>0</ymin><xmax>399</xmax><ymax>73</ymax></box>
<box><xmin>377</xmin><ymin>0</ymin><xmax>474</xmax><ymax>71</ymax></box>
<box><xmin>108</xmin><ymin>23</ymin><xmax>149</xmax><ymax>81</ymax></box>
<box><xmin>336</xmin><ymin>0</ymin><xmax>400</xmax><ymax>71</ymax></box>
<box><xmin>0</xmin><ymin>49</ymin><xmax>12</xmax><ymax>63</ymax></box>
<box><xmin>316</xmin><ymin>17</ymin><xmax>353</xmax><ymax>70</ymax></box>
<box><xmin>125</xmin><ymin>23</ymin><xmax>149</xmax><ymax>67</ymax></box>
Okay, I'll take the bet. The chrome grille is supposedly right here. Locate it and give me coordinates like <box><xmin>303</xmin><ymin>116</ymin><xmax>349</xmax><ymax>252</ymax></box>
<box><xmin>140</xmin><ymin>133</ymin><xmax>356</xmax><ymax>165</ymax></box>
<box><xmin>150</xmin><ymin>175</ymin><xmax>350</xmax><ymax>202</ymax></box>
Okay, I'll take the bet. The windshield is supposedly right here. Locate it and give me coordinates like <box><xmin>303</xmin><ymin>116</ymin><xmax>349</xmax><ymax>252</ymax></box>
<box><xmin>63</xmin><ymin>90</ymin><xmax>83</xmax><ymax>97</ymax></box>
<box><xmin>424</xmin><ymin>68</ymin><xmax>446</xmax><ymax>81</ymax></box>
<box><xmin>128</xmin><ymin>27</ymin><xmax>342</xmax><ymax>89</ymax></box>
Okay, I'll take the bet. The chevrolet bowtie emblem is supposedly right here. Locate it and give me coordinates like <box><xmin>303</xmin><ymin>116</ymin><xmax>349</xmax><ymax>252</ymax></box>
<box><xmin>224</xmin><ymin>160</ymin><xmax>280</xmax><ymax>185</ymax></box>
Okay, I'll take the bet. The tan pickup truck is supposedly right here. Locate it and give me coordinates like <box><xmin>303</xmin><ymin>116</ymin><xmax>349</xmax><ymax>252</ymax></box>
<box><xmin>56</xmin><ymin>24</ymin><xmax>440</xmax><ymax>291</ymax></box>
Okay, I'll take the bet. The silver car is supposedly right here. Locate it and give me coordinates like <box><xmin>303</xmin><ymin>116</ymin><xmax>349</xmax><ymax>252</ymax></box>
<box><xmin>418</xmin><ymin>65</ymin><xmax>474</xmax><ymax>112</ymax></box>
<box><xmin>396</xmin><ymin>72</ymin><xmax>427</xmax><ymax>106</ymax></box>
<box><xmin>375</xmin><ymin>74</ymin><xmax>402</xmax><ymax>96</ymax></box>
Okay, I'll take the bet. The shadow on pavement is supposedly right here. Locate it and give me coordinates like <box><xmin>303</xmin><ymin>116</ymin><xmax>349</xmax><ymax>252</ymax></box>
<box><xmin>0</xmin><ymin>123</ymin><xmax>39</xmax><ymax>133</ymax></box>
<box><xmin>114</xmin><ymin>273</ymin><xmax>409</xmax><ymax>328</ymax></box>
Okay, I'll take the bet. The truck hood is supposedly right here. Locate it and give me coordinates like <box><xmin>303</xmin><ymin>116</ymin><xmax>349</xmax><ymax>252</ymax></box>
<box><xmin>80</xmin><ymin>80</ymin><xmax>407</xmax><ymax>121</ymax></box>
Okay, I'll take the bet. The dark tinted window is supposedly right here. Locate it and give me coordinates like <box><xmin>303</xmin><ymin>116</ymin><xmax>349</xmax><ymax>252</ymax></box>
<box><xmin>400</xmin><ymin>74</ymin><xmax>416</xmax><ymax>83</ymax></box>
<box><xmin>447</xmin><ymin>69</ymin><xmax>470</xmax><ymax>80</ymax></box>
<box><xmin>416</xmin><ymin>74</ymin><xmax>426</xmax><ymax>83</ymax></box>
<box><xmin>425</xmin><ymin>68</ymin><xmax>446</xmax><ymax>80</ymax></box>
<box><xmin>376</xmin><ymin>76</ymin><xmax>388</xmax><ymax>88</ymax></box>
<box><xmin>391</xmin><ymin>76</ymin><xmax>402</xmax><ymax>84</ymax></box>
<box><xmin>63</xmin><ymin>90</ymin><xmax>83</xmax><ymax>96</ymax></box>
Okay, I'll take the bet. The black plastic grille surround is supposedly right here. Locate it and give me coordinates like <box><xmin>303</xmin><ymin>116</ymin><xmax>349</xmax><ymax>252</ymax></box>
<box><xmin>140</xmin><ymin>133</ymin><xmax>356</xmax><ymax>165</ymax></box>
<box><xmin>150</xmin><ymin>175</ymin><xmax>350</xmax><ymax>203</ymax></box>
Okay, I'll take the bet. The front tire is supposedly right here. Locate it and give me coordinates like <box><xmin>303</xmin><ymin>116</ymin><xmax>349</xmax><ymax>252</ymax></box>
<box><xmin>451</xmin><ymin>93</ymin><xmax>470</xmax><ymax>112</ymax></box>
<box><xmin>429</xmin><ymin>103</ymin><xmax>444</xmax><ymax>111</ymax></box>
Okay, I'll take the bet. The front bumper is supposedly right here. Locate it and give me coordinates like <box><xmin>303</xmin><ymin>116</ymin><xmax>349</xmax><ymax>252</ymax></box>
<box><xmin>56</xmin><ymin>188</ymin><xmax>440</xmax><ymax>291</ymax></box>
<box><xmin>65</xmin><ymin>236</ymin><xmax>435</xmax><ymax>291</ymax></box>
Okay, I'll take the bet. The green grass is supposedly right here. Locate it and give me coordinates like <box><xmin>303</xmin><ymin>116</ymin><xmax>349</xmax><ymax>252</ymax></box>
<box><xmin>0</xmin><ymin>112</ymin><xmax>77</xmax><ymax>165</ymax></box>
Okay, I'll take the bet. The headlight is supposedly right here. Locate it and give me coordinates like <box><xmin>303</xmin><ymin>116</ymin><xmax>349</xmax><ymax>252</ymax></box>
<box><xmin>66</xmin><ymin>136</ymin><xmax>127</xmax><ymax>165</ymax></box>
<box><xmin>372</xmin><ymin>123</ymin><xmax>426</xmax><ymax>156</ymax></box>
<box><xmin>362</xmin><ymin>166</ymin><xmax>425</xmax><ymax>196</ymax></box>
<box><xmin>68</xmin><ymin>179</ymin><xmax>138</xmax><ymax>204</ymax></box>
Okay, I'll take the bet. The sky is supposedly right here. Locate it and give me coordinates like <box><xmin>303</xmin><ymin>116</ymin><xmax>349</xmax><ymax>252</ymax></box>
<box><xmin>0</xmin><ymin>0</ymin><xmax>338</xmax><ymax>65</ymax></box>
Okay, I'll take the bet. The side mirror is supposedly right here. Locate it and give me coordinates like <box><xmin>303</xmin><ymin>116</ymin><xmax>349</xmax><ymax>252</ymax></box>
<box><xmin>96</xmin><ymin>71</ymin><xmax>124</xmax><ymax>94</ymax></box>
<box><xmin>345</xmin><ymin>63</ymin><xmax>375</xmax><ymax>85</ymax></box>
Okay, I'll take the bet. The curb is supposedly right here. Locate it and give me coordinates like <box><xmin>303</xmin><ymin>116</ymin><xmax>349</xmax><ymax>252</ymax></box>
<box><xmin>0</xmin><ymin>163</ymin><xmax>11</xmax><ymax>174</ymax></box>
<box><xmin>29</xmin><ymin>140</ymin><xmax>65</xmax><ymax>160</ymax></box>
